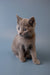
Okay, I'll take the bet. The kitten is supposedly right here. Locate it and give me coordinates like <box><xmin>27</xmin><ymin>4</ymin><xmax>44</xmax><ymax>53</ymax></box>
<box><xmin>12</xmin><ymin>15</ymin><xmax>40</xmax><ymax>64</ymax></box>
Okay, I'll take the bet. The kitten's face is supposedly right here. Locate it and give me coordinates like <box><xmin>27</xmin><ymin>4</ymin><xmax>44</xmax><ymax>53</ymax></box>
<box><xmin>16</xmin><ymin>15</ymin><xmax>36</xmax><ymax>38</ymax></box>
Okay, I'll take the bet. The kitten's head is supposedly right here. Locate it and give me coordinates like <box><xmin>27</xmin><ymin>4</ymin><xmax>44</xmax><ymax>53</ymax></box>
<box><xmin>16</xmin><ymin>15</ymin><xmax>36</xmax><ymax>38</ymax></box>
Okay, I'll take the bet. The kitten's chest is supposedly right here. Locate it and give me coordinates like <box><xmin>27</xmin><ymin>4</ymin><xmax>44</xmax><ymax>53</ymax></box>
<box><xmin>21</xmin><ymin>39</ymin><xmax>33</xmax><ymax>51</ymax></box>
<box><xmin>22</xmin><ymin>44</ymin><xmax>33</xmax><ymax>52</ymax></box>
<box><xmin>18</xmin><ymin>36</ymin><xmax>34</xmax><ymax>51</ymax></box>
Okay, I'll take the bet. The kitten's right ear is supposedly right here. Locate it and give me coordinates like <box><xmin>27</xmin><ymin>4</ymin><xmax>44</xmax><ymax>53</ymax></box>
<box><xmin>16</xmin><ymin>15</ymin><xmax>23</xmax><ymax>24</ymax></box>
<box><xmin>28</xmin><ymin>17</ymin><xmax>35</xmax><ymax>26</ymax></box>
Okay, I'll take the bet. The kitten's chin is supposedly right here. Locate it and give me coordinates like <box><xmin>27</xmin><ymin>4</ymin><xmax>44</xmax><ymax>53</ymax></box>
<box><xmin>19</xmin><ymin>34</ymin><xmax>33</xmax><ymax>39</ymax></box>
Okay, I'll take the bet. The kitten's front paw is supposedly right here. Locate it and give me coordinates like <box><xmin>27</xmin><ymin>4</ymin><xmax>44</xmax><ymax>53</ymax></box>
<box><xmin>34</xmin><ymin>59</ymin><xmax>40</xmax><ymax>65</ymax></box>
<box><xmin>20</xmin><ymin>58</ymin><xmax>26</xmax><ymax>62</ymax></box>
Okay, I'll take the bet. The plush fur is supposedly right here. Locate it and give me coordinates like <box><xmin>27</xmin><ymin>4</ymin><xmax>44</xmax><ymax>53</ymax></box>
<box><xmin>12</xmin><ymin>15</ymin><xmax>40</xmax><ymax>64</ymax></box>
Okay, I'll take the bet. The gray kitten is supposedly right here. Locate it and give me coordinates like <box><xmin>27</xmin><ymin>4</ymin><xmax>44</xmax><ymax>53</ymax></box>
<box><xmin>12</xmin><ymin>15</ymin><xmax>40</xmax><ymax>64</ymax></box>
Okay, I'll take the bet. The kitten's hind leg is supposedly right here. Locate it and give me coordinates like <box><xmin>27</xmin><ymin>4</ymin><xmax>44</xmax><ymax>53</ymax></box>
<box><xmin>12</xmin><ymin>46</ymin><xmax>19</xmax><ymax>58</ymax></box>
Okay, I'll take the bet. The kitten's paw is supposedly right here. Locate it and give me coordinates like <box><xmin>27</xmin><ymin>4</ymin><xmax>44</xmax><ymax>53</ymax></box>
<box><xmin>34</xmin><ymin>59</ymin><xmax>40</xmax><ymax>65</ymax></box>
<box><xmin>20</xmin><ymin>58</ymin><xmax>26</xmax><ymax>62</ymax></box>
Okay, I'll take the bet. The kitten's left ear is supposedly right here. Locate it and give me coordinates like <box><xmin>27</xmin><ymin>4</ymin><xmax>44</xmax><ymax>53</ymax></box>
<box><xmin>16</xmin><ymin>14</ymin><xmax>23</xmax><ymax>24</ymax></box>
<box><xmin>28</xmin><ymin>17</ymin><xmax>35</xmax><ymax>26</ymax></box>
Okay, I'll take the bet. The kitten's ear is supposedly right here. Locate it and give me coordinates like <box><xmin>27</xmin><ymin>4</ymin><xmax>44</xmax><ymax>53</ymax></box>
<box><xmin>28</xmin><ymin>17</ymin><xmax>35</xmax><ymax>26</ymax></box>
<box><xmin>16</xmin><ymin>15</ymin><xmax>23</xmax><ymax>24</ymax></box>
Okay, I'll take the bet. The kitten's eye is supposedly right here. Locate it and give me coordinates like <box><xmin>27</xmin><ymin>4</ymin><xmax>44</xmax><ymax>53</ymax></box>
<box><xmin>23</xmin><ymin>28</ymin><xmax>26</xmax><ymax>31</ymax></box>
<box><xmin>18</xmin><ymin>27</ymin><xmax>20</xmax><ymax>30</ymax></box>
